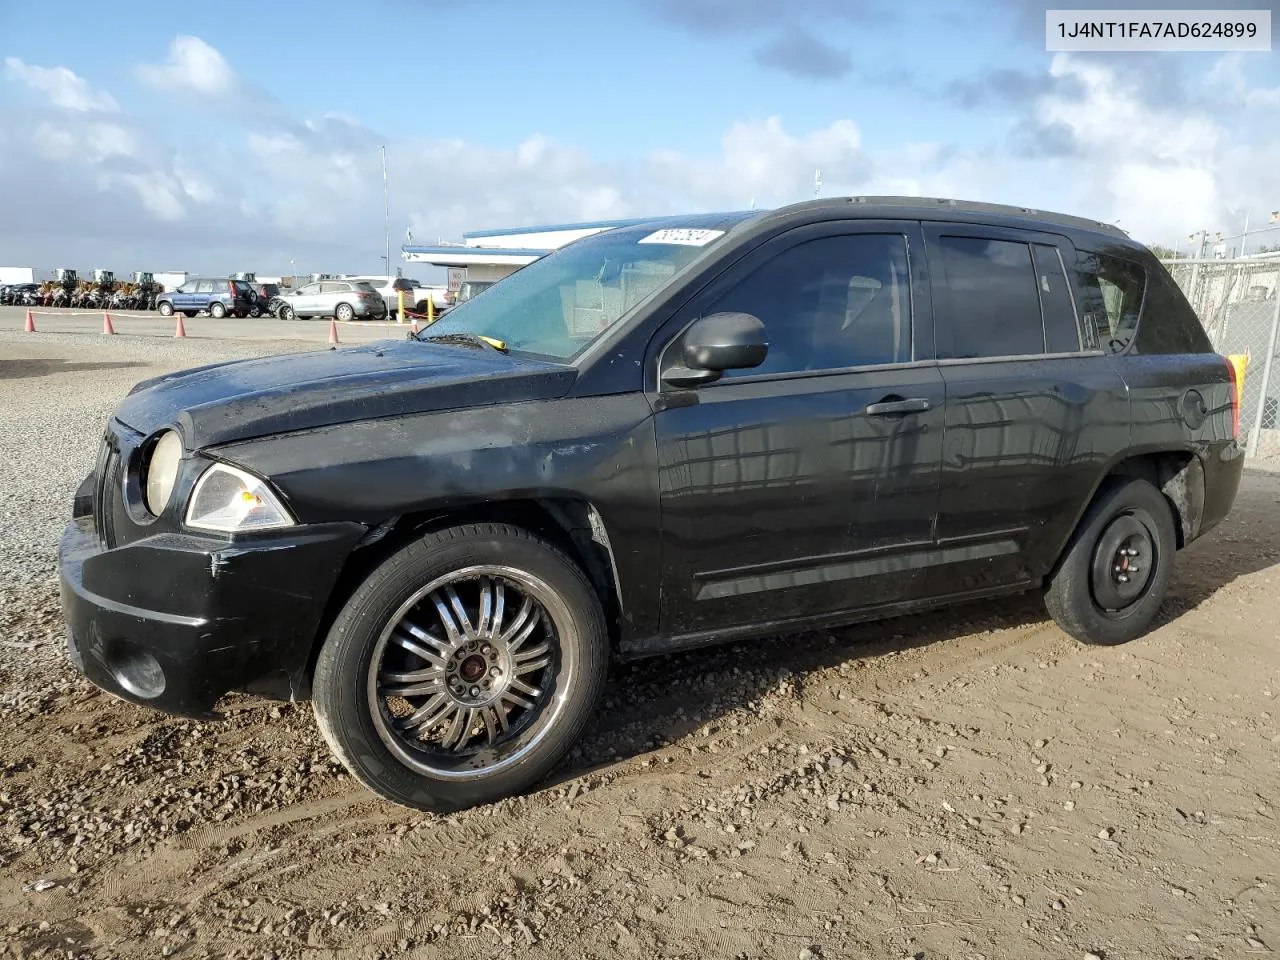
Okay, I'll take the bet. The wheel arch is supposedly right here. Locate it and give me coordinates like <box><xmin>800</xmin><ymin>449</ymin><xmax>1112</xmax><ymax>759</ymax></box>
<box><xmin>295</xmin><ymin>497</ymin><xmax>624</xmax><ymax>697</ymax></box>
<box><xmin>1050</xmin><ymin>448</ymin><xmax>1204</xmax><ymax>576</ymax></box>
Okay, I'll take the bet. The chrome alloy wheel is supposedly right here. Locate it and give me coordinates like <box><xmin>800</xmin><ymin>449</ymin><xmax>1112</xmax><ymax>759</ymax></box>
<box><xmin>366</xmin><ymin>565</ymin><xmax>575</xmax><ymax>780</ymax></box>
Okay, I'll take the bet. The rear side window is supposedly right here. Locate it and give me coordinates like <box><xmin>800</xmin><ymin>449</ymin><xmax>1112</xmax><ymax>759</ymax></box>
<box><xmin>935</xmin><ymin>237</ymin><xmax>1044</xmax><ymax>359</ymax></box>
<box><xmin>1032</xmin><ymin>244</ymin><xmax>1081</xmax><ymax>353</ymax></box>
<box><xmin>195</xmin><ymin>280</ymin><xmax>214</xmax><ymax>294</ymax></box>
<box><xmin>1075</xmin><ymin>251</ymin><xmax>1145</xmax><ymax>353</ymax></box>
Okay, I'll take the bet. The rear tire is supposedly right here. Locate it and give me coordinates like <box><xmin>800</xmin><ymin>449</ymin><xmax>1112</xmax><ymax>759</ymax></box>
<box><xmin>312</xmin><ymin>523</ymin><xmax>609</xmax><ymax>812</ymax></box>
<box><xmin>209</xmin><ymin>302</ymin><xmax>227</xmax><ymax>319</ymax></box>
<box><xmin>1044</xmin><ymin>477</ymin><xmax>1177</xmax><ymax>646</ymax></box>
<box><xmin>157</xmin><ymin>301</ymin><xmax>174</xmax><ymax>317</ymax></box>
<box><xmin>335</xmin><ymin>302</ymin><xmax>354</xmax><ymax>322</ymax></box>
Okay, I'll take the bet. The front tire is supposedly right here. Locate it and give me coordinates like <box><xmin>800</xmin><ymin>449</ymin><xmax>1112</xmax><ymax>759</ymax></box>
<box><xmin>312</xmin><ymin>523</ymin><xmax>608</xmax><ymax>812</ymax></box>
<box><xmin>279</xmin><ymin>304</ymin><xmax>295</xmax><ymax>322</ymax></box>
<box><xmin>157</xmin><ymin>301</ymin><xmax>174</xmax><ymax>317</ymax></box>
<box><xmin>1044</xmin><ymin>477</ymin><xmax>1177</xmax><ymax>646</ymax></box>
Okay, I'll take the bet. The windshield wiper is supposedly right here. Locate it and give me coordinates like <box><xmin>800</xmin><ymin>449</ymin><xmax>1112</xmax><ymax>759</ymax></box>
<box><xmin>416</xmin><ymin>331</ymin><xmax>509</xmax><ymax>353</ymax></box>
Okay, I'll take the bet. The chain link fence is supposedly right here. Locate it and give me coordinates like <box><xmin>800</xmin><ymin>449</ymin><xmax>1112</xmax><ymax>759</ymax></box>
<box><xmin>1161</xmin><ymin>255</ymin><xmax>1280</xmax><ymax>460</ymax></box>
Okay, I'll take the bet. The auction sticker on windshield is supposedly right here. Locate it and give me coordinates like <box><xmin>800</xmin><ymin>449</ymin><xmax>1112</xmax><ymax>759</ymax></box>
<box><xmin>637</xmin><ymin>228</ymin><xmax>725</xmax><ymax>246</ymax></box>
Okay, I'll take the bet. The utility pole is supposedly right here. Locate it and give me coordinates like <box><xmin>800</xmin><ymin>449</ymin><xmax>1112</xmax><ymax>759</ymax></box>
<box><xmin>381</xmin><ymin>146</ymin><xmax>391</xmax><ymax>277</ymax></box>
<box><xmin>814</xmin><ymin>168</ymin><xmax>822</xmax><ymax>199</ymax></box>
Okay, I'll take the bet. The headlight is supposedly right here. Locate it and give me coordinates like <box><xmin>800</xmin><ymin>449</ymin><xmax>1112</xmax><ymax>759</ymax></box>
<box><xmin>143</xmin><ymin>430</ymin><xmax>184</xmax><ymax>516</ymax></box>
<box><xmin>185</xmin><ymin>462</ymin><xmax>295</xmax><ymax>533</ymax></box>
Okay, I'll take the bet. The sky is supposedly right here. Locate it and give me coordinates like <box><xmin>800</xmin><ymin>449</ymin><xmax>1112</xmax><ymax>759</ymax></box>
<box><xmin>2</xmin><ymin>0</ymin><xmax>1280</xmax><ymax>277</ymax></box>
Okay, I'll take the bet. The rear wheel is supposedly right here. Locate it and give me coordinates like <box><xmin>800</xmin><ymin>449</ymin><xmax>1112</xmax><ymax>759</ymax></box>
<box><xmin>157</xmin><ymin>301</ymin><xmax>174</xmax><ymax>317</ymax></box>
<box><xmin>1044</xmin><ymin>478</ymin><xmax>1177</xmax><ymax>646</ymax></box>
<box><xmin>312</xmin><ymin>523</ymin><xmax>609</xmax><ymax>812</ymax></box>
<box><xmin>335</xmin><ymin>302</ymin><xmax>354</xmax><ymax>322</ymax></box>
<box><xmin>209</xmin><ymin>302</ymin><xmax>227</xmax><ymax>319</ymax></box>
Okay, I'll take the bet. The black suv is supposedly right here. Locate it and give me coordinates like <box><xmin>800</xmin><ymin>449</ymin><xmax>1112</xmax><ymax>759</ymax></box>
<box><xmin>59</xmin><ymin>197</ymin><xmax>1244</xmax><ymax>812</ymax></box>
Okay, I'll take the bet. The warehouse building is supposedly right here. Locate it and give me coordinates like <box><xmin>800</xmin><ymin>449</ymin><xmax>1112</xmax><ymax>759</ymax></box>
<box><xmin>400</xmin><ymin>217</ymin><xmax>658</xmax><ymax>287</ymax></box>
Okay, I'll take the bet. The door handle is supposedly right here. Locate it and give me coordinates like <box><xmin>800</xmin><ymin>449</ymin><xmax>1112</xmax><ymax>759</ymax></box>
<box><xmin>865</xmin><ymin>397</ymin><xmax>931</xmax><ymax>416</ymax></box>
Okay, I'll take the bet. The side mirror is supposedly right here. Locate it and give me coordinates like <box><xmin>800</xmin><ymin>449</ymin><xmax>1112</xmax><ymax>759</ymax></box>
<box><xmin>663</xmin><ymin>312</ymin><xmax>768</xmax><ymax>388</ymax></box>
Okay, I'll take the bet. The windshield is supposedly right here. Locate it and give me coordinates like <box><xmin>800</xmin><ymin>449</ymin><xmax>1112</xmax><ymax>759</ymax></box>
<box><xmin>417</xmin><ymin>224</ymin><xmax>731</xmax><ymax>360</ymax></box>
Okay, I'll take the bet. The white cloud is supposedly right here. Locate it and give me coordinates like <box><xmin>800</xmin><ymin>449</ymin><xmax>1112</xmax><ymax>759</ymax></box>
<box><xmin>135</xmin><ymin>36</ymin><xmax>237</xmax><ymax>98</ymax></box>
<box><xmin>3</xmin><ymin>57</ymin><xmax>118</xmax><ymax>112</ymax></box>
<box><xmin>3</xmin><ymin>36</ymin><xmax>1280</xmax><ymax>273</ymax></box>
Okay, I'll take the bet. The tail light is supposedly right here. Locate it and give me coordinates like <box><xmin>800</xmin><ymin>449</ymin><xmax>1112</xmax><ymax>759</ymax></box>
<box><xmin>1224</xmin><ymin>353</ymin><xmax>1247</xmax><ymax>440</ymax></box>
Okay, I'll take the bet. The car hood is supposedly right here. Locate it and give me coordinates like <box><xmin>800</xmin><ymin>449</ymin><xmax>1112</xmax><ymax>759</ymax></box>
<box><xmin>114</xmin><ymin>338</ymin><xmax>578</xmax><ymax>449</ymax></box>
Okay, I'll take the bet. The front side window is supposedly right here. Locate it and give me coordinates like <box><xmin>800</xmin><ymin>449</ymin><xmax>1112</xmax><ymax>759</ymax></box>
<box><xmin>936</xmin><ymin>236</ymin><xmax>1044</xmax><ymax>359</ymax></box>
<box><xmin>420</xmin><ymin>223</ymin><xmax>734</xmax><ymax>360</ymax></box>
<box><xmin>1076</xmin><ymin>251</ymin><xmax>1146</xmax><ymax>352</ymax></box>
<box><xmin>705</xmin><ymin>233</ymin><xmax>912</xmax><ymax>378</ymax></box>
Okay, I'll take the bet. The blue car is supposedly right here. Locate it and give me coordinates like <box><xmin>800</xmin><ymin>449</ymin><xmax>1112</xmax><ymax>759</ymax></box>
<box><xmin>156</xmin><ymin>278</ymin><xmax>256</xmax><ymax>319</ymax></box>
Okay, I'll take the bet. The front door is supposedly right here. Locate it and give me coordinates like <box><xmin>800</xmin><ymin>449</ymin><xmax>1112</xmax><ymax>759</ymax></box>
<box><xmin>920</xmin><ymin>223</ymin><xmax>1131</xmax><ymax>597</ymax></box>
<box><xmin>652</xmin><ymin>221</ymin><xmax>945</xmax><ymax>639</ymax></box>
<box><xmin>171</xmin><ymin>282</ymin><xmax>195</xmax><ymax>311</ymax></box>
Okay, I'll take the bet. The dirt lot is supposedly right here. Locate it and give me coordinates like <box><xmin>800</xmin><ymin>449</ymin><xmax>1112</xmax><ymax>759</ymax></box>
<box><xmin>2</xmin><ymin>331</ymin><xmax>1278</xmax><ymax>960</ymax></box>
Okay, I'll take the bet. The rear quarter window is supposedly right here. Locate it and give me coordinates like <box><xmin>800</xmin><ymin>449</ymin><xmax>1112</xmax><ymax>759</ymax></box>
<box><xmin>1131</xmin><ymin>262</ymin><xmax>1213</xmax><ymax>355</ymax></box>
<box><xmin>1075</xmin><ymin>251</ymin><xmax>1145</xmax><ymax>353</ymax></box>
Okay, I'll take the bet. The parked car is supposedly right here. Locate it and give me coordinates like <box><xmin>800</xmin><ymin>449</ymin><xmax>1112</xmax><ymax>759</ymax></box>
<box><xmin>453</xmin><ymin>279</ymin><xmax>495</xmax><ymax>305</ymax></box>
<box><xmin>1</xmin><ymin>282</ymin><xmax>40</xmax><ymax>306</ymax></box>
<box><xmin>246</xmin><ymin>282</ymin><xmax>281</xmax><ymax>318</ymax></box>
<box><xmin>347</xmin><ymin>275</ymin><xmax>449</xmax><ymax>316</ymax></box>
<box><xmin>275</xmin><ymin>279</ymin><xmax>388</xmax><ymax>321</ymax></box>
<box><xmin>156</xmin><ymin>278</ymin><xmax>255</xmax><ymax>319</ymax></box>
<box><xmin>59</xmin><ymin>198</ymin><xmax>1244</xmax><ymax>814</ymax></box>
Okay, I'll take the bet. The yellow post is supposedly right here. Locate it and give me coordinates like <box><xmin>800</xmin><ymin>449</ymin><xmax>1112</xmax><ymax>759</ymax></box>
<box><xmin>427</xmin><ymin>297</ymin><xmax>434</xmax><ymax>325</ymax></box>
<box><xmin>397</xmin><ymin>289</ymin><xmax>405</xmax><ymax>324</ymax></box>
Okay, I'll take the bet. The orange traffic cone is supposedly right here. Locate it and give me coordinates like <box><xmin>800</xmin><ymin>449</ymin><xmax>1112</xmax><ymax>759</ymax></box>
<box><xmin>102</xmin><ymin>310</ymin><xmax>116</xmax><ymax>335</ymax></box>
<box><xmin>174</xmin><ymin>315</ymin><xmax>187</xmax><ymax>338</ymax></box>
<box><xmin>23</xmin><ymin>309</ymin><xmax>35</xmax><ymax>333</ymax></box>
<box><xmin>328</xmin><ymin>318</ymin><xmax>339</xmax><ymax>344</ymax></box>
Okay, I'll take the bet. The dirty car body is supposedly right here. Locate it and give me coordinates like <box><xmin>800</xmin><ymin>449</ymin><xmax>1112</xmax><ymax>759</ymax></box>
<box><xmin>60</xmin><ymin>197</ymin><xmax>1245</xmax><ymax>811</ymax></box>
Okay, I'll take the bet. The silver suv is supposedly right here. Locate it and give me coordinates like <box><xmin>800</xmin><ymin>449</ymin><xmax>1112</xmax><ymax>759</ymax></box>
<box><xmin>276</xmin><ymin>280</ymin><xmax>389</xmax><ymax>322</ymax></box>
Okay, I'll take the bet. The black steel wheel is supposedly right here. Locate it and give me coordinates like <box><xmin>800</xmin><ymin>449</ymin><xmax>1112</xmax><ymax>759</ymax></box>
<box><xmin>1045</xmin><ymin>477</ymin><xmax>1177</xmax><ymax>645</ymax></box>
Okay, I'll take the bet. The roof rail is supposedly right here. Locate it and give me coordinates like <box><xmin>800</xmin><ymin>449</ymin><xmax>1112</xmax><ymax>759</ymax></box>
<box><xmin>777</xmin><ymin>196</ymin><xmax>1130</xmax><ymax>240</ymax></box>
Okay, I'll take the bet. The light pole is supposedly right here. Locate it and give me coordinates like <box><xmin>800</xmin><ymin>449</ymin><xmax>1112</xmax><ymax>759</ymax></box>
<box><xmin>381</xmin><ymin>146</ymin><xmax>391</xmax><ymax>277</ymax></box>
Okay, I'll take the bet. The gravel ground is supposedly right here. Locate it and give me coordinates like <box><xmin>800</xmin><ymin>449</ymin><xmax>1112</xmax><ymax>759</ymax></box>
<box><xmin>2</xmin><ymin>331</ymin><xmax>1279</xmax><ymax>960</ymax></box>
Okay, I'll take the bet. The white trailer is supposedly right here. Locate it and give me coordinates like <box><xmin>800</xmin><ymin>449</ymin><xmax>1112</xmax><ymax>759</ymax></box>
<box><xmin>153</xmin><ymin>271</ymin><xmax>188</xmax><ymax>293</ymax></box>
<box><xmin>0</xmin><ymin>266</ymin><xmax>36</xmax><ymax>285</ymax></box>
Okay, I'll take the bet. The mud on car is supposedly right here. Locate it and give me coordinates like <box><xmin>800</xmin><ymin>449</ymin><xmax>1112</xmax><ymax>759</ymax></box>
<box><xmin>59</xmin><ymin>197</ymin><xmax>1245</xmax><ymax>812</ymax></box>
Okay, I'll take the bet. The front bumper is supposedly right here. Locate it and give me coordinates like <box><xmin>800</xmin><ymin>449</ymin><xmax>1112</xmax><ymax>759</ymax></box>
<box><xmin>59</xmin><ymin>513</ymin><xmax>365</xmax><ymax>719</ymax></box>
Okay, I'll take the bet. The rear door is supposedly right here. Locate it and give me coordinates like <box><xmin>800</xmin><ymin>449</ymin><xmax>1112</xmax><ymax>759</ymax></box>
<box><xmin>922</xmin><ymin>223</ymin><xmax>1130</xmax><ymax>596</ymax></box>
<box><xmin>193</xmin><ymin>280</ymin><xmax>214</xmax><ymax>311</ymax></box>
